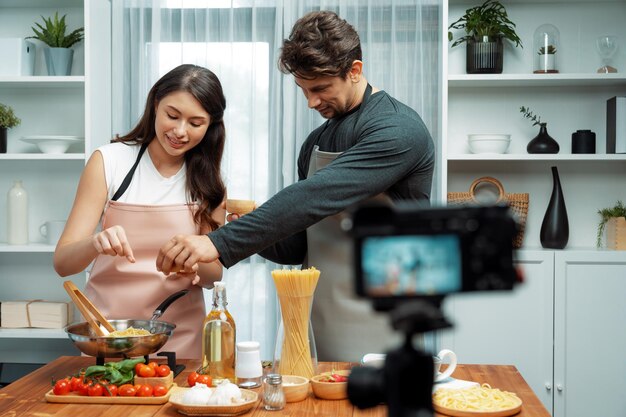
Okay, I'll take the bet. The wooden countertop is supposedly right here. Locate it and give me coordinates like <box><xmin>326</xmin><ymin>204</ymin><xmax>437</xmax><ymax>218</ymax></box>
<box><xmin>0</xmin><ymin>356</ymin><xmax>550</xmax><ymax>416</ymax></box>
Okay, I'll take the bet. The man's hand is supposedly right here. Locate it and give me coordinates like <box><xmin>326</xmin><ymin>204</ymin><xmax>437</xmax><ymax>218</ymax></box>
<box><xmin>156</xmin><ymin>234</ymin><xmax>219</xmax><ymax>274</ymax></box>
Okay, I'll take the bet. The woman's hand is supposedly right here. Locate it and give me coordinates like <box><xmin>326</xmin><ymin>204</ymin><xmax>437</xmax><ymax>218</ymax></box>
<box><xmin>92</xmin><ymin>225</ymin><xmax>136</xmax><ymax>263</ymax></box>
<box><xmin>171</xmin><ymin>267</ymin><xmax>201</xmax><ymax>286</ymax></box>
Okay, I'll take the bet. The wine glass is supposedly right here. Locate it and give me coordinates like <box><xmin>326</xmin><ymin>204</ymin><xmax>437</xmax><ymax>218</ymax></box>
<box><xmin>596</xmin><ymin>35</ymin><xmax>618</xmax><ymax>73</ymax></box>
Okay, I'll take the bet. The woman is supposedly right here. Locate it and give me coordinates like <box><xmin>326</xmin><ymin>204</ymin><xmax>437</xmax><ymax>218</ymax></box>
<box><xmin>54</xmin><ymin>64</ymin><xmax>227</xmax><ymax>358</ymax></box>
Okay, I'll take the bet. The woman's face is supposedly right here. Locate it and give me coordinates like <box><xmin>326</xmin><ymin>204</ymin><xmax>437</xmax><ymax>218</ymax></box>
<box><xmin>154</xmin><ymin>90</ymin><xmax>211</xmax><ymax>157</ymax></box>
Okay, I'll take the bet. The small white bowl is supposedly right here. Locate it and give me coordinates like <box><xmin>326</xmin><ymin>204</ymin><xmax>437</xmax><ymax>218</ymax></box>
<box><xmin>467</xmin><ymin>134</ymin><xmax>511</xmax><ymax>154</ymax></box>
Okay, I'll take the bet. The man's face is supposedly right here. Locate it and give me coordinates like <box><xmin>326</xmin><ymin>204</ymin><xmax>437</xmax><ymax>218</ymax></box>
<box><xmin>295</xmin><ymin>74</ymin><xmax>360</xmax><ymax>119</ymax></box>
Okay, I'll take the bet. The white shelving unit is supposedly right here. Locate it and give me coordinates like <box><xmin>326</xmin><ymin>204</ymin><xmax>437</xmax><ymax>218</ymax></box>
<box><xmin>0</xmin><ymin>0</ymin><xmax>111</xmax><ymax>363</ymax></box>
<box><xmin>442</xmin><ymin>1</ymin><xmax>626</xmax><ymax>417</ymax></box>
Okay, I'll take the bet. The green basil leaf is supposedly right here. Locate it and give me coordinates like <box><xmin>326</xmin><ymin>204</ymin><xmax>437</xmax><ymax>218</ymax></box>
<box><xmin>84</xmin><ymin>365</ymin><xmax>107</xmax><ymax>376</ymax></box>
<box><xmin>108</xmin><ymin>369</ymin><xmax>123</xmax><ymax>384</ymax></box>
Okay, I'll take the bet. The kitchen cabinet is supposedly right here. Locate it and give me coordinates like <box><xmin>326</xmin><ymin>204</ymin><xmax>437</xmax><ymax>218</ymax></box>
<box><xmin>441</xmin><ymin>250</ymin><xmax>626</xmax><ymax>417</ymax></box>
<box><xmin>0</xmin><ymin>0</ymin><xmax>111</xmax><ymax>362</ymax></box>
<box><xmin>553</xmin><ymin>251</ymin><xmax>626</xmax><ymax>417</ymax></box>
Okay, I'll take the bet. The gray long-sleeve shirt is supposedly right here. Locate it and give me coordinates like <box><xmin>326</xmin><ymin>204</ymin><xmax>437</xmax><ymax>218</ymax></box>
<box><xmin>209</xmin><ymin>90</ymin><xmax>435</xmax><ymax>267</ymax></box>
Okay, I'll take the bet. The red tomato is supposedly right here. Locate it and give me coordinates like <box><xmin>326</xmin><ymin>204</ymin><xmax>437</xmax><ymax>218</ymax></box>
<box><xmin>69</xmin><ymin>376</ymin><xmax>83</xmax><ymax>392</ymax></box>
<box><xmin>77</xmin><ymin>380</ymin><xmax>90</xmax><ymax>396</ymax></box>
<box><xmin>118</xmin><ymin>384</ymin><xmax>137</xmax><ymax>397</ymax></box>
<box><xmin>134</xmin><ymin>362</ymin><xmax>144</xmax><ymax>375</ymax></box>
<box><xmin>156</xmin><ymin>364</ymin><xmax>171</xmax><ymax>377</ymax></box>
<box><xmin>53</xmin><ymin>379</ymin><xmax>71</xmax><ymax>396</ymax></box>
<box><xmin>153</xmin><ymin>385</ymin><xmax>168</xmax><ymax>397</ymax></box>
<box><xmin>138</xmin><ymin>364</ymin><xmax>156</xmax><ymax>378</ymax></box>
<box><xmin>147</xmin><ymin>361</ymin><xmax>159</xmax><ymax>370</ymax></box>
<box><xmin>187</xmin><ymin>371</ymin><xmax>199</xmax><ymax>387</ymax></box>
<box><xmin>136</xmin><ymin>384</ymin><xmax>154</xmax><ymax>397</ymax></box>
<box><xmin>195</xmin><ymin>374</ymin><xmax>212</xmax><ymax>387</ymax></box>
<box><xmin>88</xmin><ymin>383</ymin><xmax>104</xmax><ymax>397</ymax></box>
<box><xmin>103</xmin><ymin>384</ymin><xmax>118</xmax><ymax>397</ymax></box>
<box><xmin>332</xmin><ymin>373</ymin><xmax>348</xmax><ymax>382</ymax></box>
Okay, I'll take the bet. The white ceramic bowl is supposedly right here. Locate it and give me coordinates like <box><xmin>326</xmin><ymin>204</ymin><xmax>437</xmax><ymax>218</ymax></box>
<box><xmin>20</xmin><ymin>136</ymin><xmax>84</xmax><ymax>154</ymax></box>
<box><xmin>467</xmin><ymin>134</ymin><xmax>511</xmax><ymax>154</ymax></box>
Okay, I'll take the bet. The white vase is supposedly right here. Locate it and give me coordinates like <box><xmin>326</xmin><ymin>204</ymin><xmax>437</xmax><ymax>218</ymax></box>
<box><xmin>7</xmin><ymin>180</ymin><xmax>28</xmax><ymax>245</ymax></box>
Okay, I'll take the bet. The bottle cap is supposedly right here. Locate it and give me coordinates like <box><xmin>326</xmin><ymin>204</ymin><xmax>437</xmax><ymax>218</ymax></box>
<box><xmin>265</xmin><ymin>373</ymin><xmax>282</xmax><ymax>384</ymax></box>
<box><xmin>236</xmin><ymin>341</ymin><xmax>260</xmax><ymax>352</ymax></box>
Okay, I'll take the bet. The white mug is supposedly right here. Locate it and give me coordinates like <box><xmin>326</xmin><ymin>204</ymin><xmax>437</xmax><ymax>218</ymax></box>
<box><xmin>39</xmin><ymin>220</ymin><xmax>66</xmax><ymax>245</ymax></box>
<box><xmin>434</xmin><ymin>349</ymin><xmax>457</xmax><ymax>382</ymax></box>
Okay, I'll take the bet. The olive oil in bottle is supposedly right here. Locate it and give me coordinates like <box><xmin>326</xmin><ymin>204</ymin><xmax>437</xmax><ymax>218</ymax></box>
<box><xmin>201</xmin><ymin>281</ymin><xmax>236</xmax><ymax>385</ymax></box>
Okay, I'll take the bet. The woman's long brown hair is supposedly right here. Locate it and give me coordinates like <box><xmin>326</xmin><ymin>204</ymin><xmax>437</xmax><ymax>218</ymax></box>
<box><xmin>114</xmin><ymin>64</ymin><xmax>226</xmax><ymax>232</ymax></box>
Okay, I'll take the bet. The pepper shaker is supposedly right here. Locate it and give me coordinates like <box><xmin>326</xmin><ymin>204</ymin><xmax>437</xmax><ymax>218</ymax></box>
<box><xmin>263</xmin><ymin>373</ymin><xmax>286</xmax><ymax>411</ymax></box>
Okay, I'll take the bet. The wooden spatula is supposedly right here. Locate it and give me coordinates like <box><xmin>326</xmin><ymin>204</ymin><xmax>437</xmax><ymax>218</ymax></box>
<box><xmin>63</xmin><ymin>280</ymin><xmax>115</xmax><ymax>337</ymax></box>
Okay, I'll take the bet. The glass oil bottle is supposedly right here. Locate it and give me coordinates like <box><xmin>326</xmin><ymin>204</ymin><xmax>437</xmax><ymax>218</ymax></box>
<box><xmin>201</xmin><ymin>281</ymin><xmax>236</xmax><ymax>385</ymax></box>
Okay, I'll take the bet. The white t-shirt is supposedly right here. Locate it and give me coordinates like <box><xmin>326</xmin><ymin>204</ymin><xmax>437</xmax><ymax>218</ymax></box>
<box><xmin>96</xmin><ymin>142</ymin><xmax>188</xmax><ymax>205</ymax></box>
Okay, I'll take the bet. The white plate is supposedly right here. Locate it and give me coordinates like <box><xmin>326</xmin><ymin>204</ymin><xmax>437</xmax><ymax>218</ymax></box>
<box><xmin>20</xmin><ymin>136</ymin><xmax>84</xmax><ymax>154</ymax></box>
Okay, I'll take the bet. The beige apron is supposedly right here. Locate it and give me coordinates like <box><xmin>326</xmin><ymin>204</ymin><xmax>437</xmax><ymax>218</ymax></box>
<box><xmin>305</xmin><ymin>88</ymin><xmax>402</xmax><ymax>361</ymax></box>
<box><xmin>85</xmin><ymin>146</ymin><xmax>205</xmax><ymax>359</ymax></box>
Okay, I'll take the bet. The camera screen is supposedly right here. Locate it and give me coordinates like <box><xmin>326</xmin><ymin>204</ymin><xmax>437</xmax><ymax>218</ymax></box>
<box><xmin>361</xmin><ymin>234</ymin><xmax>462</xmax><ymax>297</ymax></box>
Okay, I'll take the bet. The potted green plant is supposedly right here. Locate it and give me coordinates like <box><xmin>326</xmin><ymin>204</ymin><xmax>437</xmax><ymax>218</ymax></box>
<box><xmin>520</xmin><ymin>106</ymin><xmax>559</xmax><ymax>153</ymax></box>
<box><xmin>597</xmin><ymin>201</ymin><xmax>626</xmax><ymax>248</ymax></box>
<box><xmin>28</xmin><ymin>12</ymin><xmax>84</xmax><ymax>76</ymax></box>
<box><xmin>448</xmin><ymin>0</ymin><xmax>523</xmax><ymax>74</ymax></box>
<box><xmin>0</xmin><ymin>103</ymin><xmax>21</xmax><ymax>153</ymax></box>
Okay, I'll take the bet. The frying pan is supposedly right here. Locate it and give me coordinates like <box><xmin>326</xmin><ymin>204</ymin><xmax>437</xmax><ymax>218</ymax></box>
<box><xmin>65</xmin><ymin>289</ymin><xmax>189</xmax><ymax>358</ymax></box>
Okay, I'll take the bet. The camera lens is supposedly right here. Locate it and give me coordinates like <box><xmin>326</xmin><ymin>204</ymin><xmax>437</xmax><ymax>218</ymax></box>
<box><xmin>347</xmin><ymin>366</ymin><xmax>385</xmax><ymax>408</ymax></box>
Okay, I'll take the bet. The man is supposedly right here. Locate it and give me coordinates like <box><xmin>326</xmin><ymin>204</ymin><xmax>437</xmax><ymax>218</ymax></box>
<box><xmin>157</xmin><ymin>10</ymin><xmax>435</xmax><ymax>361</ymax></box>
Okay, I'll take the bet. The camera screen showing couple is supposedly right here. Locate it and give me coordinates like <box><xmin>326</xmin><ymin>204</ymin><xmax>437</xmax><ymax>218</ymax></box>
<box><xmin>361</xmin><ymin>234</ymin><xmax>462</xmax><ymax>297</ymax></box>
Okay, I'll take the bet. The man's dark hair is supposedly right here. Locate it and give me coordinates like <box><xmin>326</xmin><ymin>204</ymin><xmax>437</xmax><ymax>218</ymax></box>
<box><xmin>278</xmin><ymin>11</ymin><xmax>362</xmax><ymax>79</ymax></box>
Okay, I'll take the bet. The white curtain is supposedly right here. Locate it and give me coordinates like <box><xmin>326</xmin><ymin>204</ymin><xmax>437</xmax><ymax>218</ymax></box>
<box><xmin>111</xmin><ymin>0</ymin><xmax>441</xmax><ymax>360</ymax></box>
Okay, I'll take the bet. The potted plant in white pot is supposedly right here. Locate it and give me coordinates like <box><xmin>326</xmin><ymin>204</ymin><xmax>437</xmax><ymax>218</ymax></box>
<box><xmin>28</xmin><ymin>12</ymin><xmax>84</xmax><ymax>76</ymax></box>
<box><xmin>448</xmin><ymin>0</ymin><xmax>523</xmax><ymax>74</ymax></box>
<box><xmin>0</xmin><ymin>103</ymin><xmax>21</xmax><ymax>153</ymax></box>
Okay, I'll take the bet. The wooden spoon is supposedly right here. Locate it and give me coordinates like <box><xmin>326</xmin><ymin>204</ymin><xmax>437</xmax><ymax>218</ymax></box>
<box><xmin>63</xmin><ymin>280</ymin><xmax>115</xmax><ymax>337</ymax></box>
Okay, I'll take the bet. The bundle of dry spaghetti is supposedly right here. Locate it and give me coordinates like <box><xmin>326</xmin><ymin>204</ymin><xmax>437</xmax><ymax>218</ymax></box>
<box><xmin>272</xmin><ymin>267</ymin><xmax>320</xmax><ymax>379</ymax></box>
<box><xmin>433</xmin><ymin>383</ymin><xmax>521</xmax><ymax>412</ymax></box>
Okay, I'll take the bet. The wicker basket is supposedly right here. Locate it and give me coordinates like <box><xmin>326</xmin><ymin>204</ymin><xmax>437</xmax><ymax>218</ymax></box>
<box><xmin>447</xmin><ymin>177</ymin><xmax>529</xmax><ymax>248</ymax></box>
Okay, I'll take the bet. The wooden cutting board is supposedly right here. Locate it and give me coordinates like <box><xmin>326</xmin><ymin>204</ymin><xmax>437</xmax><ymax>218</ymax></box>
<box><xmin>45</xmin><ymin>384</ymin><xmax>174</xmax><ymax>404</ymax></box>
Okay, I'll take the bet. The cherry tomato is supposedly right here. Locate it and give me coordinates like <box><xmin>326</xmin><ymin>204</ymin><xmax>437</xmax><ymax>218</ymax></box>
<box><xmin>156</xmin><ymin>364</ymin><xmax>171</xmax><ymax>377</ymax></box>
<box><xmin>118</xmin><ymin>384</ymin><xmax>137</xmax><ymax>397</ymax></box>
<box><xmin>69</xmin><ymin>376</ymin><xmax>83</xmax><ymax>392</ymax></box>
<box><xmin>53</xmin><ymin>379</ymin><xmax>71</xmax><ymax>396</ymax></box>
<box><xmin>136</xmin><ymin>384</ymin><xmax>154</xmax><ymax>397</ymax></box>
<box><xmin>77</xmin><ymin>380</ymin><xmax>90</xmax><ymax>396</ymax></box>
<box><xmin>147</xmin><ymin>361</ymin><xmax>159</xmax><ymax>370</ymax></box>
<box><xmin>88</xmin><ymin>383</ymin><xmax>104</xmax><ymax>397</ymax></box>
<box><xmin>153</xmin><ymin>385</ymin><xmax>168</xmax><ymax>397</ymax></box>
<box><xmin>187</xmin><ymin>371</ymin><xmax>199</xmax><ymax>387</ymax></box>
<box><xmin>134</xmin><ymin>362</ymin><xmax>144</xmax><ymax>375</ymax></box>
<box><xmin>103</xmin><ymin>384</ymin><xmax>118</xmax><ymax>397</ymax></box>
<box><xmin>195</xmin><ymin>374</ymin><xmax>212</xmax><ymax>386</ymax></box>
<box><xmin>138</xmin><ymin>364</ymin><xmax>156</xmax><ymax>378</ymax></box>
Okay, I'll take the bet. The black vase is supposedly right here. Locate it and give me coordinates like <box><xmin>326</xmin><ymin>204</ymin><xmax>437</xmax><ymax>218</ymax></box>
<box><xmin>540</xmin><ymin>166</ymin><xmax>569</xmax><ymax>249</ymax></box>
<box><xmin>0</xmin><ymin>127</ymin><xmax>7</xmax><ymax>153</ymax></box>
<box><xmin>527</xmin><ymin>123</ymin><xmax>560</xmax><ymax>154</ymax></box>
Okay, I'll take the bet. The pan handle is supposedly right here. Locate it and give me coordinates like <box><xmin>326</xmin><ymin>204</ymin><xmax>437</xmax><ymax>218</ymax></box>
<box><xmin>150</xmin><ymin>289</ymin><xmax>189</xmax><ymax>320</ymax></box>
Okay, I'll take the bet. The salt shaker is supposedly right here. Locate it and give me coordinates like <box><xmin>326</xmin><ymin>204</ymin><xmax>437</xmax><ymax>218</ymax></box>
<box><xmin>235</xmin><ymin>341</ymin><xmax>262</xmax><ymax>388</ymax></box>
<box><xmin>263</xmin><ymin>373</ymin><xmax>286</xmax><ymax>411</ymax></box>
